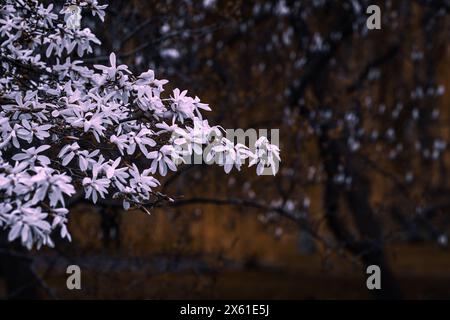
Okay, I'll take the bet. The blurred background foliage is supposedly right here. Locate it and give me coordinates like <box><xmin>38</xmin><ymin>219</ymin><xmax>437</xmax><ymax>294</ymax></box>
<box><xmin>1</xmin><ymin>0</ymin><xmax>449</xmax><ymax>299</ymax></box>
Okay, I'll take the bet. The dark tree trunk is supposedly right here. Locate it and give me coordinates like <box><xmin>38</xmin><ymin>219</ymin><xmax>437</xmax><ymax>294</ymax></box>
<box><xmin>0</xmin><ymin>236</ymin><xmax>38</xmax><ymax>299</ymax></box>
<box><xmin>345</xmin><ymin>160</ymin><xmax>403</xmax><ymax>300</ymax></box>
<box><xmin>98</xmin><ymin>205</ymin><xmax>121</xmax><ymax>249</ymax></box>
<box><xmin>319</xmin><ymin>128</ymin><xmax>403</xmax><ymax>300</ymax></box>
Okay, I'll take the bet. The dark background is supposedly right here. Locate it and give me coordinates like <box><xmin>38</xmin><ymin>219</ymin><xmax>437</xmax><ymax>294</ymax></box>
<box><xmin>0</xmin><ymin>0</ymin><xmax>449</xmax><ymax>299</ymax></box>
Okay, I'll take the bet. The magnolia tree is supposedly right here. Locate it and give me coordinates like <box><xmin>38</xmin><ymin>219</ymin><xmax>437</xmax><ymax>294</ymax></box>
<box><xmin>0</xmin><ymin>0</ymin><xmax>280</xmax><ymax>249</ymax></box>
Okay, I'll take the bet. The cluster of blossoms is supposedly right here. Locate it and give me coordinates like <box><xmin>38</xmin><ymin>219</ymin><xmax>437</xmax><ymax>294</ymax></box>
<box><xmin>0</xmin><ymin>0</ymin><xmax>280</xmax><ymax>249</ymax></box>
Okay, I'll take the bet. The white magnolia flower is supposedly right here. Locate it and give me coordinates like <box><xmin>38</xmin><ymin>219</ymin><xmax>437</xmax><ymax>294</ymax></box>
<box><xmin>82</xmin><ymin>164</ymin><xmax>110</xmax><ymax>203</ymax></box>
<box><xmin>249</xmin><ymin>137</ymin><xmax>281</xmax><ymax>175</ymax></box>
<box><xmin>127</xmin><ymin>128</ymin><xmax>156</xmax><ymax>157</ymax></box>
<box><xmin>12</xmin><ymin>145</ymin><xmax>51</xmax><ymax>166</ymax></box>
<box><xmin>65</xmin><ymin>5</ymin><xmax>82</xmax><ymax>30</ymax></box>
<box><xmin>16</xmin><ymin>119</ymin><xmax>51</xmax><ymax>142</ymax></box>
<box><xmin>148</xmin><ymin>145</ymin><xmax>178</xmax><ymax>176</ymax></box>
<box><xmin>129</xmin><ymin>164</ymin><xmax>160</xmax><ymax>195</ymax></box>
<box><xmin>170</xmin><ymin>88</ymin><xmax>195</xmax><ymax>122</ymax></box>
<box><xmin>94</xmin><ymin>52</ymin><xmax>130</xmax><ymax>79</ymax></box>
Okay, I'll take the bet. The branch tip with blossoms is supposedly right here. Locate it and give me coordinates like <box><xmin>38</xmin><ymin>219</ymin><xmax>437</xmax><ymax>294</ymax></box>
<box><xmin>0</xmin><ymin>0</ymin><xmax>280</xmax><ymax>249</ymax></box>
